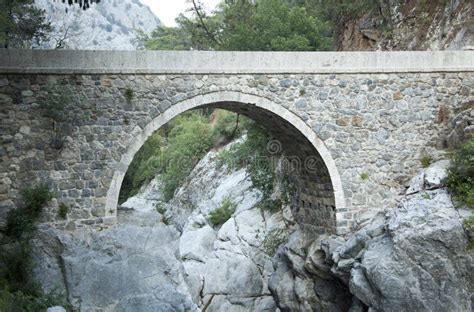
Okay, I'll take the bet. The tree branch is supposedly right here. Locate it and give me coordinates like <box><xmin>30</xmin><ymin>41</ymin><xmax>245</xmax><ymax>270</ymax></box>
<box><xmin>190</xmin><ymin>0</ymin><xmax>222</xmax><ymax>45</ymax></box>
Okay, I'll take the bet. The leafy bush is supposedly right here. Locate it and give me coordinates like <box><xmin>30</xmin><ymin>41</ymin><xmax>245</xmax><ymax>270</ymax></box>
<box><xmin>160</xmin><ymin>113</ymin><xmax>214</xmax><ymax>200</ymax></box>
<box><xmin>211</xmin><ymin>110</ymin><xmax>242</xmax><ymax>144</ymax></box>
<box><xmin>0</xmin><ymin>281</ymin><xmax>73</xmax><ymax>312</ymax></box>
<box><xmin>262</xmin><ymin>228</ymin><xmax>288</xmax><ymax>256</ymax></box>
<box><xmin>0</xmin><ymin>184</ymin><xmax>63</xmax><ymax>309</ymax></box>
<box><xmin>120</xmin><ymin>109</ymin><xmax>254</xmax><ymax>203</ymax></box>
<box><xmin>209</xmin><ymin>197</ymin><xmax>236</xmax><ymax>226</ymax></box>
<box><xmin>20</xmin><ymin>184</ymin><xmax>53</xmax><ymax>217</ymax></box>
<box><xmin>360</xmin><ymin>172</ymin><xmax>369</xmax><ymax>181</ymax></box>
<box><xmin>447</xmin><ymin>138</ymin><xmax>474</xmax><ymax>208</ymax></box>
<box><xmin>5</xmin><ymin>209</ymin><xmax>35</xmax><ymax>239</ymax></box>
<box><xmin>5</xmin><ymin>184</ymin><xmax>52</xmax><ymax>239</ymax></box>
<box><xmin>219</xmin><ymin>121</ymin><xmax>292</xmax><ymax>212</ymax></box>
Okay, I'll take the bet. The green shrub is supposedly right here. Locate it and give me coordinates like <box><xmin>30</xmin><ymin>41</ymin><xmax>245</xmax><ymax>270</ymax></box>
<box><xmin>262</xmin><ymin>228</ymin><xmax>288</xmax><ymax>257</ymax></box>
<box><xmin>0</xmin><ymin>282</ymin><xmax>73</xmax><ymax>312</ymax></box>
<box><xmin>20</xmin><ymin>184</ymin><xmax>53</xmax><ymax>217</ymax></box>
<box><xmin>448</xmin><ymin>138</ymin><xmax>474</xmax><ymax>208</ymax></box>
<box><xmin>124</xmin><ymin>87</ymin><xmax>134</xmax><ymax>102</ymax></box>
<box><xmin>5</xmin><ymin>184</ymin><xmax>52</xmax><ymax>239</ymax></box>
<box><xmin>40</xmin><ymin>82</ymin><xmax>84</xmax><ymax>150</ymax></box>
<box><xmin>209</xmin><ymin>197</ymin><xmax>236</xmax><ymax>226</ymax></box>
<box><xmin>211</xmin><ymin>110</ymin><xmax>243</xmax><ymax>144</ymax></box>
<box><xmin>5</xmin><ymin>209</ymin><xmax>35</xmax><ymax>239</ymax></box>
<box><xmin>58</xmin><ymin>203</ymin><xmax>69</xmax><ymax>219</ymax></box>
<box><xmin>218</xmin><ymin>121</ymin><xmax>293</xmax><ymax>212</ymax></box>
<box><xmin>420</xmin><ymin>155</ymin><xmax>432</xmax><ymax>168</ymax></box>
<box><xmin>360</xmin><ymin>172</ymin><xmax>369</xmax><ymax>181</ymax></box>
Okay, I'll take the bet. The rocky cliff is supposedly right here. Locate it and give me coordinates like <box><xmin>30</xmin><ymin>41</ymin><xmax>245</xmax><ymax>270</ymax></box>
<box><xmin>337</xmin><ymin>0</ymin><xmax>473</xmax><ymax>51</ymax></box>
<box><xmin>32</xmin><ymin>137</ymin><xmax>473</xmax><ymax>311</ymax></box>
<box><xmin>34</xmin><ymin>0</ymin><xmax>160</xmax><ymax>50</ymax></box>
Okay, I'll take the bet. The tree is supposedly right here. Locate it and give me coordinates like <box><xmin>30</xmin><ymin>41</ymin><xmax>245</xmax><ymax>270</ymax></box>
<box><xmin>0</xmin><ymin>0</ymin><xmax>52</xmax><ymax>48</ymax></box>
<box><xmin>135</xmin><ymin>27</ymin><xmax>192</xmax><ymax>51</ymax></box>
<box><xmin>139</xmin><ymin>0</ymin><xmax>332</xmax><ymax>51</ymax></box>
<box><xmin>61</xmin><ymin>0</ymin><xmax>101</xmax><ymax>11</ymax></box>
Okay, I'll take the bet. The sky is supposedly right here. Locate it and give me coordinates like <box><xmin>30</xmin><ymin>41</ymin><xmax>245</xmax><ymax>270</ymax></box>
<box><xmin>139</xmin><ymin>0</ymin><xmax>221</xmax><ymax>27</ymax></box>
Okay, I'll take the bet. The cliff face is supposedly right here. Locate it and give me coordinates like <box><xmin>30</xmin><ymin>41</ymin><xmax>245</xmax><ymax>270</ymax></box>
<box><xmin>337</xmin><ymin>0</ymin><xmax>473</xmax><ymax>51</ymax></box>
<box><xmin>34</xmin><ymin>0</ymin><xmax>160</xmax><ymax>50</ymax></box>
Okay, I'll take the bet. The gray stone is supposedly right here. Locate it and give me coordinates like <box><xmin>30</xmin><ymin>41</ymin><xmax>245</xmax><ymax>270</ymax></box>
<box><xmin>406</xmin><ymin>172</ymin><xmax>424</xmax><ymax>195</ymax></box>
<box><xmin>46</xmin><ymin>307</ymin><xmax>66</xmax><ymax>312</ymax></box>
<box><xmin>424</xmin><ymin>160</ymin><xmax>450</xmax><ymax>190</ymax></box>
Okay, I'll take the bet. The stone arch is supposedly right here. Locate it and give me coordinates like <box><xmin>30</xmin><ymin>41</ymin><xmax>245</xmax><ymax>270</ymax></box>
<box><xmin>106</xmin><ymin>91</ymin><xmax>347</xmax><ymax>234</ymax></box>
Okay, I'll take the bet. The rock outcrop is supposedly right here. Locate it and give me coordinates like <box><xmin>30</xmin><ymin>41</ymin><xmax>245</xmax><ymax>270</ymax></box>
<box><xmin>31</xmin><ymin>142</ymin><xmax>473</xmax><ymax>311</ymax></box>
<box><xmin>338</xmin><ymin>1</ymin><xmax>473</xmax><ymax>51</ymax></box>
<box><xmin>34</xmin><ymin>0</ymin><xmax>160</xmax><ymax>50</ymax></box>
<box><xmin>33</xmin><ymin>142</ymin><xmax>295</xmax><ymax>311</ymax></box>
<box><xmin>270</xmin><ymin>161</ymin><xmax>473</xmax><ymax>311</ymax></box>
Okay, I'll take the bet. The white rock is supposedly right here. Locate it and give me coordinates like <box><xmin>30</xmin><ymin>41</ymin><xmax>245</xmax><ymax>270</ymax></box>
<box><xmin>424</xmin><ymin>160</ymin><xmax>450</xmax><ymax>190</ymax></box>
<box><xmin>179</xmin><ymin>225</ymin><xmax>216</xmax><ymax>262</ymax></box>
<box><xmin>406</xmin><ymin>172</ymin><xmax>424</xmax><ymax>194</ymax></box>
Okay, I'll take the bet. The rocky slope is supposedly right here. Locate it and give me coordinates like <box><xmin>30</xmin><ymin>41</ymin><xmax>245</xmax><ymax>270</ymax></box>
<box><xmin>33</xmin><ymin>141</ymin><xmax>296</xmax><ymax>311</ymax></box>
<box><xmin>271</xmin><ymin>160</ymin><xmax>473</xmax><ymax>311</ymax></box>
<box><xmin>34</xmin><ymin>0</ymin><xmax>160</xmax><ymax>50</ymax></box>
<box><xmin>337</xmin><ymin>0</ymin><xmax>473</xmax><ymax>51</ymax></box>
<box><xmin>32</xmin><ymin>138</ymin><xmax>473</xmax><ymax>311</ymax></box>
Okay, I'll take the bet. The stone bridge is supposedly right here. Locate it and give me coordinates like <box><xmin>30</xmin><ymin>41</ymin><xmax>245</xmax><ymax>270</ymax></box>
<box><xmin>0</xmin><ymin>50</ymin><xmax>472</xmax><ymax>235</ymax></box>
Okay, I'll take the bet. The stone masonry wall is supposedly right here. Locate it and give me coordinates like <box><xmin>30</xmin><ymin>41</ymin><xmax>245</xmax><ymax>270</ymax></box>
<box><xmin>0</xmin><ymin>71</ymin><xmax>472</xmax><ymax>234</ymax></box>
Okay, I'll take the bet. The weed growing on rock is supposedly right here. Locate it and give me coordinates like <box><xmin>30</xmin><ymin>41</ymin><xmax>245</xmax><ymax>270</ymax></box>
<box><xmin>360</xmin><ymin>172</ymin><xmax>369</xmax><ymax>181</ymax></box>
<box><xmin>262</xmin><ymin>228</ymin><xmax>288</xmax><ymax>257</ymax></box>
<box><xmin>58</xmin><ymin>203</ymin><xmax>69</xmax><ymax>219</ymax></box>
<box><xmin>420</xmin><ymin>155</ymin><xmax>432</xmax><ymax>168</ymax></box>
<box><xmin>124</xmin><ymin>87</ymin><xmax>134</xmax><ymax>102</ymax></box>
<box><xmin>209</xmin><ymin>197</ymin><xmax>236</xmax><ymax>226</ymax></box>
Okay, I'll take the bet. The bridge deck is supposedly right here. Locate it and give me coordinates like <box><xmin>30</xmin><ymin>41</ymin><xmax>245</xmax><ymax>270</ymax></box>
<box><xmin>0</xmin><ymin>50</ymin><xmax>473</xmax><ymax>74</ymax></box>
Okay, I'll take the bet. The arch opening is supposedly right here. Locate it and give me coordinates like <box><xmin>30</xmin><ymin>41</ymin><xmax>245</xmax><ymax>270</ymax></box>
<box><xmin>107</xmin><ymin>92</ymin><xmax>346</xmax><ymax>234</ymax></box>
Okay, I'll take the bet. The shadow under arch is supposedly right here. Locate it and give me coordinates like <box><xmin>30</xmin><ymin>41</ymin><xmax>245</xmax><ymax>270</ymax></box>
<box><xmin>106</xmin><ymin>91</ymin><xmax>347</xmax><ymax>234</ymax></box>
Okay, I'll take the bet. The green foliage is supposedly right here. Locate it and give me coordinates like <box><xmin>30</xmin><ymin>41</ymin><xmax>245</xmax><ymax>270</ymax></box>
<box><xmin>160</xmin><ymin>113</ymin><xmax>214</xmax><ymax>200</ymax></box>
<box><xmin>119</xmin><ymin>133</ymin><xmax>163</xmax><ymax>203</ymax></box>
<box><xmin>20</xmin><ymin>184</ymin><xmax>53</xmax><ymax>217</ymax></box>
<box><xmin>262</xmin><ymin>228</ymin><xmax>287</xmax><ymax>256</ymax></box>
<box><xmin>58</xmin><ymin>203</ymin><xmax>69</xmax><ymax>219</ymax></box>
<box><xmin>209</xmin><ymin>197</ymin><xmax>237</xmax><ymax>226</ymax></box>
<box><xmin>134</xmin><ymin>27</ymin><xmax>192</xmax><ymax>50</ymax></box>
<box><xmin>360</xmin><ymin>172</ymin><xmax>369</xmax><ymax>181</ymax></box>
<box><xmin>420</xmin><ymin>155</ymin><xmax>432</xmax><ymax>168</ymax></box>
<box><xmin>5</xmin><ymin>208</ymin><xmax>36</xmax><ymax>239</ymax></box>
<box><xmin>124</xmin><ymin>87</ymin><xmax>134</xmax><ymax>102</ymax></box>
<box><xmin>141</xmin><ymin>0</ymin><xmax>331</xmax><ymax>51</ymax></box>
<box><xmin>447</xmin><ymin>138</ymin><xmax>474</xmax><ymax>209</ymax></box>
<box><xmin>39</xmin><ymin>82</ymin><xmax>84</xmax><ymax>150</ymax></box>
<box><xmin>6</xmin><ymin>184</ymin><xmax>52</xmax><ymax>239</ymax></box>
<box><xmin>0</xmin><ymin>281</ymin><xmax>73</xmax><ymax>312</ymax></box>
<box><xmin>219</xmin><ymin>0</ymin><xmax>331</xmax><ymax>51</ymax></box>
<box><xmin>218</xmin><ymin>121</ymin><xmax>291</xmax><ymax>211</ymax></box>
<box><xmin>162</xmin><ymin>215</ymin><xmax>172</xmax><ymax>226</ymax></box>
<box><xmin>0</xmin><ymin>184</ymin><xmax>68</xmax><ymax>310</ymax></box>
<box><xmin>120</xmin><ymin>109</ymin><xmax>253</xmax><ymax>203</ymax></box>
<box><xmin>0</xmin><ymin>0</ymin><xmax>51</xmax><ymax>48</ymax></box>
<box><xmin>211</xmin><ymin>110</ymin><xmax>242</xmax><ymax>144</ymax></box>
